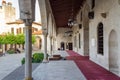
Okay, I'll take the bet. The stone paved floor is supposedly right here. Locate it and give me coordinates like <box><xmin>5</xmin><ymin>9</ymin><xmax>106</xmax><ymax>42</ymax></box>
<box><xmin>32</xmin><ymin>61</ymin><xmax>86</xmax><ymax>80</ymax></box>
<box><xmin>52</xmin><ymin>50</ymin><xmax>69</xmax><ymax>57</ymax></box>
<box><xmin>2</xmin><ymin>63</ymin><xmax>39</xmax><ymax>80</ymax></box>
<box><xmin>32</xmin><ymin>51</ymin><xmax>86</xmax><ymax>80</ymax></box>
<box><xmin>0</xmin><ymin>53</ymin><xmax>24</xmax><ymax>80</ymax></box>
<box><xmin>0</xmin><ymin>51</ymin><xmax>86</xmax><ymax>80</ymax></box>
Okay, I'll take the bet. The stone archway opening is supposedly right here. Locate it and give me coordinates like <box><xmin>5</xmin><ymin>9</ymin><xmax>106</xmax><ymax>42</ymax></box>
<box><xmin>60</xmin><ymin>42</ymin><xmax>65</xmax><ymax>50</ymax></box>
<box><xmin>33</xmin><ymin>36</ymin><xmax>42</xmax><ymax>50</ymax></box>
<box><xmin>109</xmin><ymin>30</ymin><xmax>119</xmax><ymax>75</ymax></box>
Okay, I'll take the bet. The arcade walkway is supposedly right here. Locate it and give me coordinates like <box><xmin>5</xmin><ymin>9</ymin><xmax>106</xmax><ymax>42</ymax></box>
<box><xmin>0</xmin><ymin>51</ymin><xmax>120</xmax><ymax>80</ymax></box>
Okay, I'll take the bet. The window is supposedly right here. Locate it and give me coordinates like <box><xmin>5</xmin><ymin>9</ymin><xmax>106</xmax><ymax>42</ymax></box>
<box><xmin>11</xmin><ymin>28</ymin><xmax>14</xmax><ymax>34</ymax></box>
<box><xmin>34</xmin><ymin>28</ymin><xmax>38</xmax><ymax>31</ymax></box>
<box><xmin>19</xmin><ymin>28</ymin><xmax>21</xmax><ymax>34</ymax></box>
<box><xmin>97</xmin><ymin>22</ymin><xmax>104</xmax><ymax>55</ymax></box>
<box><xmin>91</xmin><ymin>0</ymin><xmax>95</xmax><ymax>9</ymax></box>
<box><xmin>23</xmin><ymin>27</ymin><xmax>25</xmax><ymax>33</ymax></box>
<box><xmin>32</xmin><ymin>27</ymin><xmax>35</xmax><ymax>33</ymax></box>
<box><xmin>79</xmin><ymin>33</ymin><xmax>81</xmax><ymax>48</ymax></box>
<box><xmin>16</xmin><ymin>29</ymin><xmax>19</xmax><ymax>34</ymax></box>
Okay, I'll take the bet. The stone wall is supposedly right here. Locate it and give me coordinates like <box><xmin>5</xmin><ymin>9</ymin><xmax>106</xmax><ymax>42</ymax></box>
<box><xmin>89</xmin><ymin>0</ymin><xmax>120</xmax><ymax>76</ymax></box>
<box><xmin>72</xmin><ymin>2</ymin><xmax>90</xmax><ymax>56</ymax></box>
<box><xmin>72</xmin><ymin>0</ymin><xmax>120</xmax><ymax>76</ymax></box>
<box><xmin>56</xmin><ymin>28</ymin><xmax>72</xmax><ymax>50</ymax></box>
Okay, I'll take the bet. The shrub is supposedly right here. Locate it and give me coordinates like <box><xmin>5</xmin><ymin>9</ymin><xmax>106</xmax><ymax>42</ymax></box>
<box><xmin>21</xmin><ymin>57</ymin><xmax>25</xmax><ymax>65</ymax></box>
<box><xmin>7</xmin><ymin>49</ymin><xmax>15</xmax><ymax>54</ymax></box>
<box><xmin>21</xmin><ymin>53</ymin><xmax>44</xmax><ymax>65</ymax></box>
<box><xmin>32</xmin><ymin>53</ymin><xmax>44</xmax><ymax>63</ymax></box>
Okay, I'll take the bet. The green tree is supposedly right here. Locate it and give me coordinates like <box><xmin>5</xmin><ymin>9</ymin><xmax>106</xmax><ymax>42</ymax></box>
<box><xmin>0</xmin><ymin>35</ymin><xmax>5</xmax><ymax>44</ymax></box>
<box><xmin>16</xmin><ymin>34</ymin><xmax>36</xmax><ymax>44</ymax></box>
<box><xmin>0</xmin><ymin>33</ymin><xmax>36</xmax><ymax>50</ymax></box>
<box><xmin>4</xmin><ymin>33</ymin><xmax>16</xmax><ymax>48</ymax></box>
<box><xmin>32</xmin><ymin>35</ymin><xmax>36</xmax><ymax>44</ymax></box>
<box><xmin>16</xmin><ymin>34</ymin><xmax>25</xmax><ymax>45</ymax></box>
<box><xmin>8</xmin><ymin>33</ymin><xmax>16</xmax><ymax>44</ymax></box>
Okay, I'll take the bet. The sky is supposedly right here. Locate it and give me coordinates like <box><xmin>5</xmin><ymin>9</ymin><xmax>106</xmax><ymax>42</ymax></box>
<box><xmin>1</xmin><ymin>0</ymin><xmax>41</xmax><ymax>22</ymax></box>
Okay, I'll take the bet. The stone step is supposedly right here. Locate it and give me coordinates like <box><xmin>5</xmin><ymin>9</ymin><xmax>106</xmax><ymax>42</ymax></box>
<box><xmin>49</xmin><ymin>56</ymin><xmax>61</xmax><ymax>60</ymax></box>
<box><xmin>53</xmin><ymin>54</ymin><xmax>61</xmax><ymax>57</ymax></box>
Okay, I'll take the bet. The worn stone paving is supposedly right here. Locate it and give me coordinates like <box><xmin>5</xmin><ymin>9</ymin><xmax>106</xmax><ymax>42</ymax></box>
<box><xmin>0</xmin><ymin>53</ymin><xmax>24</xmax><ymax>80</ymax></box>
<box><xmin>52</xmin><ymin>50</ymin><xmax>69</xmax><ymax>57</ymax></box>
<box><xmin>0</xmin><ymin>51</ymin><xmax>86</xmax><ymax>80</ymax></box>
<box><xmin>2</xmin><ymin>63</ymin><xmax>39</xmax><ymax>80</ymax></box>
<box><xmin>32</xmin><ymin>61</ymin><xmax>86</xmax><ymax>80</ymax></box>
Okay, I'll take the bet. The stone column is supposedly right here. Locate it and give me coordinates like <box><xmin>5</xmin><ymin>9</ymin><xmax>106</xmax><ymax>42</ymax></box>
<box><xmin>24</xmin><ymin>19</ymin><xmax>33</xmax><ymax>80</ymax></box>
<box><xmin>42</xmin><ymin>31</ymin><xmax>48</xmax><ymax>63</ymax></box>
<box><xmin>50</xmin><ymin>36</ymin><xmax>53</xmax><ymax>56</ymax></box>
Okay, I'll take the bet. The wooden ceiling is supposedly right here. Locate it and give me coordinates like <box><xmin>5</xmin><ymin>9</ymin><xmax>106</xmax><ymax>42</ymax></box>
<box><xmin>49</xmin><ymin>0</ymin><xmax>85</xmax><ymax>28</ymax></box>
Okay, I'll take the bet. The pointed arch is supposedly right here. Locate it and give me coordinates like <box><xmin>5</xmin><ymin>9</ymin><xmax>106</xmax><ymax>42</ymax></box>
<box><xmin>109</xmin><ymin>30</ymin><xmax>119</xmax><ymax>75</ymax></box>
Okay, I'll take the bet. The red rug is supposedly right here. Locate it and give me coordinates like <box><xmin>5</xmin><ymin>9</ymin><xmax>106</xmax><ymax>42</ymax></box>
<box><xmin>66</xmin><ymin>50</ymin><xmax>120</xmax><ymax>80</ymax></box>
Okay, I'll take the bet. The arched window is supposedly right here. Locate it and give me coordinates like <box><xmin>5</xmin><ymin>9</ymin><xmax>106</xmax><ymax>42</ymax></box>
<box><xmin>97</xmin><ymin>22</ymin><xmax>104</xmax><ymax>55</ymax></box>
<box><xmin>91</xmin><ymin>0</ymin><xmax>95</xmax><ymax>9</ymax></box>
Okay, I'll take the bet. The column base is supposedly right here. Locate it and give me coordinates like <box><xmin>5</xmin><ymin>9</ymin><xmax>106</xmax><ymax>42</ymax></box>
<box><xmin>24</xmin><ymin>77</ymin><xmax>33</xmax><ymax>80</ymax></box>
<box><xmin>42</xmin><ymin>59</ymin><xmax>49</xmax><ymax>63</ymax></box>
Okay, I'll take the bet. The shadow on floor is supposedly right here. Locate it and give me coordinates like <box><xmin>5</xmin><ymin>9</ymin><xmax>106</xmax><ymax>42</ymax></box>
<box><xmin>2</xmin><ymin>63</ymin><xmax>39</xmax><ymax>80</ymax></box>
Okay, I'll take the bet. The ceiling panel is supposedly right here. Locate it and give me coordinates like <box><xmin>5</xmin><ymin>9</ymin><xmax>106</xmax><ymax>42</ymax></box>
<box><xmin>49</xmin><ymin>0</ymin><xmax>85</xmax><ymax>28</ymax></box>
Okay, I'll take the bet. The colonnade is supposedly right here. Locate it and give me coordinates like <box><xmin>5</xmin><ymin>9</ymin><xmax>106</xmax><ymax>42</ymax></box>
<box><xmin>19</xmin><ymin>0</ymin><xmax>56</xmax><ymax>80</ymax></box>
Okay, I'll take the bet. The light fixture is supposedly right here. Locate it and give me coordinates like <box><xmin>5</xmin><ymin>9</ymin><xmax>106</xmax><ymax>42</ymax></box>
<box><xmin>88</xmin><ymin>11</ymin><xmax>94</xmax><ymax>19</ymax></box>
<box><xmin>68</xmin><ymin>19</ymin><xmax>74</xmax><ymax>27</ymax></box>
<box><xmin>101</xmin><ymin>12</ymin><xmax>107</xmax><ymax>18</ymax></box>
<box><xmin>64</xmin><ymin>30</ymin><xmax>73</xmax><ymax>37</ymax></box>
<box><xmin>68</xmin><ymin>0</ymin><xmax>76</xmax><ymax>27</ymax></box>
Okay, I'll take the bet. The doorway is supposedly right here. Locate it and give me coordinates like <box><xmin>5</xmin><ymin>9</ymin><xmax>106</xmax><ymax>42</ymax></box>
<box><xmin>68</xmin><ymin>43</ymin><xmax>73</xmax><ymax>50</ymax></box>
<box><xmin>34</xmin><ymin>36</ymin><xmax>41</xmax><ymax>50</ymax></box>
<box><xmin>60</xmin><ymin>42</ymin><xmax>65</xmax><ymax>50</ymax></box>
<box><xmin>109</xmin><ymin>30</ymin><xmax>119</xmax><ymax>75</ymax></box>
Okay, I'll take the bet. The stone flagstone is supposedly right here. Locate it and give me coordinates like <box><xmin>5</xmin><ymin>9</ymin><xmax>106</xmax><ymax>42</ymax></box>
<box><xmin>32</xmin><ymin>61</ymin><xmax>86</xmax><ymax>80</ymax></box>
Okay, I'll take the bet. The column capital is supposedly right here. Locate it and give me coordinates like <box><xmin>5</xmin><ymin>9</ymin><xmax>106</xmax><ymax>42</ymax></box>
<box><xmin>49</xmin><ymin>36</ymin><xmax>53</xmax><ymax>39</ymax></box>
<box><xmin>23</xmin><ymin>19</ymin><xmax>33</xmax><ymax>26</ymax></box>
<box><xmin>42</xmin><ymin>30</ymin><xmax>48</xmax><ymax>36</ymax></box>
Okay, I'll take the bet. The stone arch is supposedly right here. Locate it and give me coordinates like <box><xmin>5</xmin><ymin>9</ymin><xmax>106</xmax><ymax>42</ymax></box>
<box><xmin>109</xmin><ymin>30</ymin><xmax>119</xmax><ymax>75</ymax></box>
<box><xmin>33</xmin><ymin>36</ymin><xmax>42</xmax><ymax>50</ymax></box>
